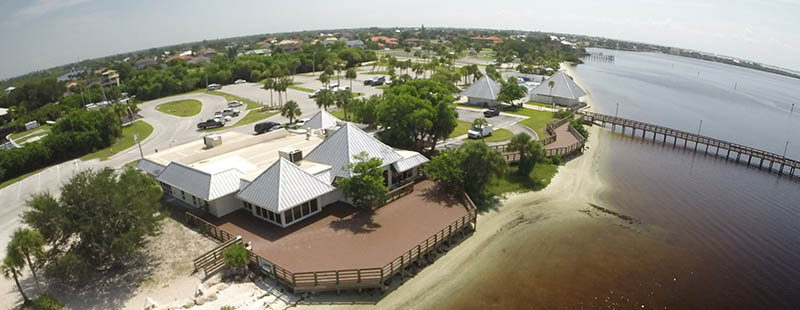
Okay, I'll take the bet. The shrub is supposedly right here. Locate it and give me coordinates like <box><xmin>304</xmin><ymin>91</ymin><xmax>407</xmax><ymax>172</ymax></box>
<box><xmin>550</xmin><ymin>155</ymin><xmax>562</xmax><ymax>165</ymax></box>
<box><xmin>25</xmin><ymin>293</ymin><xmax>63</xmax><ymax>310</ymax></box>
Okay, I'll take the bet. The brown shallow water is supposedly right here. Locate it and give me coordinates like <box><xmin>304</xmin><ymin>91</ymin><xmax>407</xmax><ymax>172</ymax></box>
<box><xmin>441</xmin><ymin>130</ymin><xmax>800</xmax><ymax>309</ymax></box>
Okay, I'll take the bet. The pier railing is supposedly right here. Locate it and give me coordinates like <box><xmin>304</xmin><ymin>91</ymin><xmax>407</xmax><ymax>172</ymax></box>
<box><xmin>578</xmin><ymin>111</ymin><xmax>799</xmax><ymax>178</ymax></box>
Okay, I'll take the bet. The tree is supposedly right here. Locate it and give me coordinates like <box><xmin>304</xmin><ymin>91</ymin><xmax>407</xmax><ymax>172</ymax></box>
<box><xmin>264</xmin><ymin>78</ymin><xmax>275</xmax><ymax>107</ymax></box>
<box><xmin>345</xmin><ymin>68</ymin><xmax>357</xmax><ymax>90</ymax></box>
<box><xmin>280</xmin><ymin>100</ymin><xmax>301</xmax><ymax>124</ymax></box>
<box><xmin>472</xmin><ymin>118</ymin><xmax>489</xmax><ymax>142</ymax></box>
<box><xmin>548</xmin><ymin>80</ymin><xmax>556</xmax><ymax>108</ymax></box>
<box><xmin>377</xmin><ymin>79</ymin><xmax>458</xmax><ymax>151</ymax></box>
<box><xmin>353</xmin><ymin>95</ymin><xmax>380</xmax><ymax>125</ymax></box>
<box><xmin>485</xmin><ymin>64</ymin><xmax>501</xmax><ymax>81</ymax></box>
<box><xmin>336</xmin><ymin>152</ymin><xmax>389</xmax><ymax>209</ymax></box>
<box><xmin>335</xmin><ymin>90</ymin><xmax>353</xmax><ymax>120</ymax></box>
<box><xmin>497</xmin><ymin>77</ymin><xmax>528</xmax><ymax>107</ymax></box>
<box><xmin>318</xmin><ymin>72</ymin><xmax>331</xmax><ymax>89</ymax></box>
<box><xmin>314</xmin><ymin>89</ymin><xmax>334</xmax><ymax>111</ymax></box>
<box><xmin>424</xmin><ymin>141</ymin><xmax>505</xmax><ymax>200</ymax></box>
<box><xmin>7</xmin><ymin>228</ymin><xmax>46</xmax><ymax>293</ymax></box>
<box><xmin>22</xmin><ymin>167</ymin><xmax>163</xmax><ymax>280</ymax></box>
<box><xmin>1</xmin><ymin>256</ymin><xmax>29</xmax><ymax>304</ymax></box>
<box><xmin>223</xmin><ymin>244</ymin><xmax>248</xmax><ymax>276</ymax></box>
<box><xmin>507</xmin><ymin>133</ymin><xmax>545</xmax><ymax>176</ymax></box>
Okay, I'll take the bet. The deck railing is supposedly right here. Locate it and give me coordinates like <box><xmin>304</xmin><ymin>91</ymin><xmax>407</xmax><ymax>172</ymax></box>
<box><xmin>185</xmin><ymin>211</ymin><xmax>234</xmax><ymax>243</ymax></box>
<box><xmin>193</xmin><ymin>190</ymin><xmax>478</xmax><ymax>293</ymax></box>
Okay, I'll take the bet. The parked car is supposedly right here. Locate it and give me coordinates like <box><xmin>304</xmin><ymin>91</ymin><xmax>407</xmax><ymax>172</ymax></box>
<box><xmin>197</xmin><ymin>119</ymin><xmax>224</xmax><ymax>129</ymax></box>
<box><xmin>364</xmin><ymin>76</ymin><xmax>386</xmax><ymax>86</ymax></box>
<box><xmin>254</xmin><ymin>121</ymin><xmax>281</xmax><ymax>134</ymax></box>
<box><xmin>467</xmin><ymin>124</ymin><xmax>494</xmax><ymax>139</ymax></box>
<box><xmin>221</xmin><ymin>108</ymin><xmax>240</xmax><ymax>117</ymax></box>
<box><xmin>214</xmin><ymin>111</ymin><xmax>223</xmax><ymax>119</ymax></box>
<box><xmin>206</xmin><ymin>83</ymin><xmax>221</xmax><ymax>91</ymax></box>
<box><xmin>227</xmin><ymin>101</ymin><xmax>243</xmax><ymax>107</ymax></box>
<box><xmin>332</xmin><ymin>85</ymin><xmax>351</xmax><ymax>93</ymax></box>
<box><xmin>483</xmin><ymin>108</ymin><xmax>500</xmax><ymax>117</ymax></box>
<box><xmin>296</xmin><ymin>118</ymin><xmax>310</xmax><ymax>126</ymax></box>
<box><xmin>234</xmin><ymin>79</ymin><xmax>247</xmax><ymax>84</ymax></box>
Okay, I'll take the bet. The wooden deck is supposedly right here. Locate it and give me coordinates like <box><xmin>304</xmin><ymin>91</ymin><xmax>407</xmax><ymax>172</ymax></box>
<box><xmin>579</xmin><ymin>111</ymin><xmax>800</xmax><ymax>179</ymax></box>
<box><xmin>187</xmin><ymin>180</ymin><xmax>477</xmax><ymax>293</ymax></box>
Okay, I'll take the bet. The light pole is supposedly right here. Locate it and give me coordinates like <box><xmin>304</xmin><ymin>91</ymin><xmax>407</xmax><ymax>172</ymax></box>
<box><xmin>784</xmin><ymin>141</ymin><xmax>790</xmax><ymax>158</ymax></box>
<box><xmin>613</xmin><ymin>102</ymin><xmax>620</xmax><ymax>131</ymax></box>
<box><xmin>697</xmin><ymin>119</ymin><xmax>703</xmax><ymax>135</ymax></box>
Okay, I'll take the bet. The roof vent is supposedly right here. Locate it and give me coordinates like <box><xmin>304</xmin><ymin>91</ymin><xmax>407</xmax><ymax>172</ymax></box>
<box><xmin>204</xmin><ymin>134</ymin><xmax>222</xmax><ymax>148</ymax></box>
<box><xmin>279</xmin><ymin>148</ymin><xmax>302</xmax><ymax>164</ymax></box>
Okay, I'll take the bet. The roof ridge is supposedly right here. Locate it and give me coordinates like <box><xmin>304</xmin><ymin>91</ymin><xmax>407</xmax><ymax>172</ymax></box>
<box><xmin>170</xmin><ymin>161</ymin><xmax>212</xmax><ymax>176</ymax></box>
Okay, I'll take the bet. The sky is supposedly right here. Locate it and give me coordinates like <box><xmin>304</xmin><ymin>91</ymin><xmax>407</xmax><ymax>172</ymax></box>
<box><xmin>1</xmin><ymin>0</ymin><xmax>799</xmax><ymax>80</ymax></box>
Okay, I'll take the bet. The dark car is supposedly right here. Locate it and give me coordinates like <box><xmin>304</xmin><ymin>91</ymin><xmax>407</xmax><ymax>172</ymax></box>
<box><xmin>364</xmin><ymin>76</ymin><xmax>386</xmax><ymax>86</ymax></box>
<box><xmin>483</xmin><ymin>108</ymin><xmax>500</xmax><ymax>117</ymax></box>
<box><xmin>254</xmin><ymin>121</ymin><xmax>281</xmax><ymax>134</ymax></box>
<box><xmin>197</xmin><ymin>119</ymin><xmax>224</xmax><ymax>130</ymax></box>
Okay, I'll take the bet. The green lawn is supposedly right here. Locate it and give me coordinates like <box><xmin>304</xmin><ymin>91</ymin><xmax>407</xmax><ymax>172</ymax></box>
<box><xmin>376</xmin><ymin>85</ymin><xmax>390</xmax><ymax>90</ymax></box>
<box><xmin>10</xmin><ymin>124</ymin><xmax>51</xmax><ymax>142</ymax></box>
<box><xmin>156</xmin><ymin>99</ymin><xmax>202</xmax><ymax>117</ymax></box>
<box><xmin>288</xmin><ymin>85</ymin><xmax>315</xmax><ymax>93</ymax></box>
<box><xmin>487</xmin><ymin>163</ymin><xmax>559</xmax><ymax>196</ymax></box>
<box><xmin>449</xmin><ymin>120</ymin><xmax>472</xmax><ymax>138</ymax></box>
<box><xmin>207</xmin><ymin>91</ymin><xmax>260</xmax><ymax>110</ymax></box>
<box><xmin>504</xmin><ymin>107</ymin><xmax>555</xmax><ymax>138</ymax></box>
<box><xmin>526</xmin><ymin>101</ymin><xmax>553</xmax><ymax>108</ymax></box>
<box><xmin>81</xmin><ymin>120</ymin><xmax>154</xmax><ymax>161</ymax></box>
<box><xmin>483</xmin><ymin>129</ymin><xmax>514</xmax><ymax>142</ymax></box>
<box><xmin>200</xmin><ymin>110</ymin><xmax>278</xmax><ymax>132</ymax></box>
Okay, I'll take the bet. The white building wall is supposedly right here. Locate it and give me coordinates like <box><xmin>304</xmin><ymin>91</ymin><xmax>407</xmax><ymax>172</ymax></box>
<box><xmin>530</xmin><ymin>94</ymin><xmax>579</xmax><ymax>107</ymax></box>
<box><xmin>466</xmin><ymin>96</ymin><xmax>500</xmax><ymax>107</ymax></box>
<box><xmin>208</xmin><ymin>193</ymin><xmax>242</xmax><ymax>217</ymax></box>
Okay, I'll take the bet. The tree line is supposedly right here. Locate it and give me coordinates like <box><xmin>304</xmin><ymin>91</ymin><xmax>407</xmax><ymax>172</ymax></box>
<box><xmin>0</xmin><ymin>109</ymin><xmax>122</xmax><ymax>182</ymax></box>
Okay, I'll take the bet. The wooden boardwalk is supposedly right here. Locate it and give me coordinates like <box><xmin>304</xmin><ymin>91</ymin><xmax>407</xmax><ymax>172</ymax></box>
<box><xmin>578</xmin><ymin>111</ymin><xmax>800</xmax><ymax>179</ymax></box>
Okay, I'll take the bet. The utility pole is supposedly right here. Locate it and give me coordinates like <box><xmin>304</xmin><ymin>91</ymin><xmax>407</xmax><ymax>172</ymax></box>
<box><xmin>613</xmin><ymin>102</ymin><xmax>620</xmax><ymax>131</ymax></box>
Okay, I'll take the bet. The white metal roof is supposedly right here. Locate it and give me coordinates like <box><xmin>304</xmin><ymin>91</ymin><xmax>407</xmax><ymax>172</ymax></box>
<box><xmin>459</xmin><ymin>76</ymin><xmax>501</xmax><ymax>100</ymax></box>
<box><xmin>237</xmin><ymin>158</ymin><xmax>335</xmax><ymax>212</ymax></box>
<box><xmin>304</xmin><ymin>123</ymin><xmax>403</xmax><ymax>179</ymax></box>
<box><xmin>136</xmin><ymin>158</ymin><xmax>165</xmax><ymax>176</ymax></box>
<box><xmin>302</xmin><ymin>110</ymin><xmax>341</xmax><ymax>129</ymax></box>
<box><xmin>530</xmin><ymin>71</ymin><xmax>587</xmax><ymax>100</ymax></box>
<box><xmin>157</xmin><ymin>161</ymin><xmax>245</xmax><ymax>201</ymax></box>
<box><xmin>393</xmin><ymin>151</ymin><xmax>429</xmax><ymax>173</ymax></box>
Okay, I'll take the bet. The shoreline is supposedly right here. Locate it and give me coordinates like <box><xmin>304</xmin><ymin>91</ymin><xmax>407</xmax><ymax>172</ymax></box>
<box><xmin>296</xmin><ymin>122</ymin><xmax>635</xmax><ymax>309</ymax></box>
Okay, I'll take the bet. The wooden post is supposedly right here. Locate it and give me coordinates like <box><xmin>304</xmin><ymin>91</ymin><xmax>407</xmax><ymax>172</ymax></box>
<box><xmin>726</xmin><ymin>149</ymin><xmax>731</xmax><ymax>160</ymax></box>
<box><xmin>663</xmin><ymin>133</ymin><xmax>667</xmax><ymax>144</ymax></box>
<box><xmin>314</xmin><ymin>272</ymin><xmax>318</xmax><ymax>286</ymax></box>
<box><xmin>357</xmin><ymin>269</ymin><xmax>362</xmax><ymax>283</ymax></box>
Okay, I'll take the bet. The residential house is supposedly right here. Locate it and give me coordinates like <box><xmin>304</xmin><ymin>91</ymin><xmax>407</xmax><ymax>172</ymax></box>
<box><xmin>188</xmin><ymin>56</ymin><xmax>211</xmax><ymax>65</ymax></box>
<box><xmin>135</xmin><ymin>57</ymin><xmax>158</xmax><ymax>70</ymax></box>
<box><xmin>4</xmin><ymin>87</ymin><xmax>15</xmax><ymax>95</ymax></box>
<box><xmin>470</xmin><ymin>35</ymin><xmax>503</xmax><ymax>44</ymax></box>
<box><xmin>276</xmin><ymin>40</ymin><xmax>302</xmax><ymax>54</ymax></box>
<box><xmin>370</xmin><ymin>36</ymin><xmax>398</xmax><ymax>46</ymax></box>
<box><xmin>197</xmin><ymin>48</ymin><xmax>217</xmax><ymax>58</ymax></box>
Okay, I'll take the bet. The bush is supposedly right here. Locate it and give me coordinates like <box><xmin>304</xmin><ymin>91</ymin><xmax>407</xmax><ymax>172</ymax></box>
<box><xmin>550</xmin><ymin>155</ymin><xmax>562</xmax><ymax>165</ymax></box>
<box><xmin>24</xmin><ymin>294</ymin><xmax>63</xmax><ymax>310</ymax></box>
<box><xmin>223</xmin><ymin>244</ymin><xmax>248</xmax><ymax>273</ymax></box>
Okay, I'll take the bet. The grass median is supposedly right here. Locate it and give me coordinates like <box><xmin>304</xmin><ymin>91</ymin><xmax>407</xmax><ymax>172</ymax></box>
<box><xmin>449</xmin><ymin>120</ymin><xmax>472</xmax><ymax>139</ymax></box>
<box><xmin>483</xmin><ymin>129</ymin><xmax>514</xmax><ymax>142</ymax></box>
<box><xmin>156</xmin><ymin>99</ymin><xmax>202</xmax><ymax>117</ymax></box>
<box><xmin>81</xmin><ymin>120</ymin><xmax>154</xmax><ymax>161</ymax></box>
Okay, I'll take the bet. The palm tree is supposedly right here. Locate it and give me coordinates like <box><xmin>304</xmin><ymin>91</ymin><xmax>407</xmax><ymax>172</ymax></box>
<box><xmin>280</xmin><ymin>100</ymin><xmax>301</xmax><ymax>124</ymax></box>
<box><xmin>319</xmin><ymin>72</ymin><xmax>331</xmax><ymax>89</ymax></box>
<box><xmin>280</xmin><ymin>76</ymin><xmax>293</xmax><ymax>105</ymax></box>
<box><xmin>345</xmin><ymin>68</ymin><xmax>357</xmax><ymax>91</ymax></box>
<box><xmin>472</xmin><ymin>118</ymin><xmax>489</xmax><ymax>142</ymax></box>
<box><xmin>1</xmin><ymin>256</ymin><xmax>29</xmax><ymax>304</ymax></box>
<box><xmin>315</xmin><ymin>89</ymin><xmax>334</xmax><ymax>111</ymax></box>
<box><xmin>264</xmin><ymin>78</ymin><xmax>276</xmax><ymax>107</ymax></box>
<box><xmin>508</xmin><ymin>133</ymin><xmax>544</xmax><ymax>175</ymax></box>
<box><xmin>548</xmin><ymin>80</ymin><xmax>556</xmax><ymax>108</ymax></box>
<box><xmin>8</xmin><ymin>228</ymin><xmax>45</xmax><ymax>293</ymax></box>
<box><xmin>335</xmin><ymin>90</ymin><xmax>353</xmax><ymax>120</ymax></box>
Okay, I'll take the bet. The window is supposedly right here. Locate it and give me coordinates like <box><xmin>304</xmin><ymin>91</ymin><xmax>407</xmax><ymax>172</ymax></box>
<box><xmin>181</xmin><ymin>190</ymin><xmax>186</xmax><ymax>201</ymax></box>
<box><xmin>159</xmin><ymin>182</ymin><xmax>173</xmax><ymax>195</ymax></box>
<box><xmin>192</xmin><ymin>196</ymin><xmax>197</xmax><ymax>206</ymax></box>
<box><xmin>310</xmin><ymin>199</ymin><xmax>319</xmax><ymax>212</ymax></box>
<box><xmin>243</xmin><ymin>201</ymin><xmax>252</xmax><ymax>210</ymax></box>
<box><xmin>285</xmin><ymin>210</ymin><xmax>294</xmax><ymax>223</ymax></box>
<box><xmin>267</xmin><ymin>210</ymin><xmax>275</xmax><ymax>222</ymax></box>
<box><xmin>256</xmin><ymin>207</ymin><xmax>263</xmax><ymax>217</ymax></box>
<box><xmin>302</xmin><ymin>203</ymin><xmax>310</xmax><ymax>216</ymax></box>
<box><xmin>293</xmin><ymin>206</ymin><xmax>301</xmax><ymax>219</ymax></box>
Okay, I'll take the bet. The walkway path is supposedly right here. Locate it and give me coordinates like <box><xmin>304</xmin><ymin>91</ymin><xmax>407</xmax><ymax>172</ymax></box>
<box><xmin>544</xmin><ymin>123</ymin><xmax>579</xmax><ymax>150</ymax></box>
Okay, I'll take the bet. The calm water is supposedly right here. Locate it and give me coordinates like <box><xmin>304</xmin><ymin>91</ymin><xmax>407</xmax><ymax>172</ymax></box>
<box><xmin>576</xmin><ymin>48</ymin><xmax>800</xmax><ymax>159</ymax></box>
<box><xmin>442</xmin><ymin>51</ymin><xmax>800</xmax><ymax>309</ymax></box>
